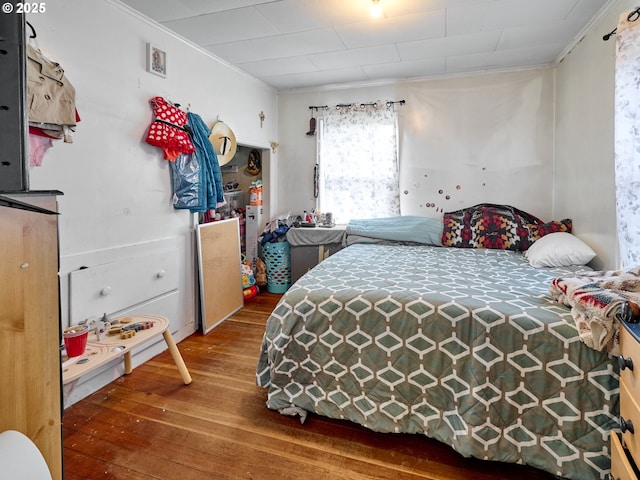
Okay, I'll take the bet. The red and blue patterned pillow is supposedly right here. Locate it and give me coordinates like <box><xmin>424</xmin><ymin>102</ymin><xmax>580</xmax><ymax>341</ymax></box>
<box><xmin>442</xmin><ymin>203</ymin><xmax>571</xmax><ymax>251</ymax></box>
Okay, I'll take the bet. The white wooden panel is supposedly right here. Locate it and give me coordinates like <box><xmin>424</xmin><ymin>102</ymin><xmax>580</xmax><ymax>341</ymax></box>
<box><xmin>197</xmin><ymin>218</ymin><xmax>244</xmax><ymax>333</ymax></box>
<box><xmin>69</xmin><ymin>251</ymin><xmax>178</xmax><ymax>323</ymax></box>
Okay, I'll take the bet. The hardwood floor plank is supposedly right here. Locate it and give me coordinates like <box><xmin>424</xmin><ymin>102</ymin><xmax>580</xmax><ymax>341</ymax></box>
<box><xmin>63</xmin><ymin>292</ymin><xmax>556</xmax><ymax>480</ymax></box>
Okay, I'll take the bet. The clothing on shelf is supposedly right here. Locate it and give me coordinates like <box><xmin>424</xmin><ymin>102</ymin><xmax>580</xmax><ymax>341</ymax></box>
<box><xmin>27</xmin><ymin>44</ymin><xmax>79</xmax><ymax>144</ymax></box>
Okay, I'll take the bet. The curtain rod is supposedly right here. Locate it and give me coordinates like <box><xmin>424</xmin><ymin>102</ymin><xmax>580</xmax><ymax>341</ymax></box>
<box><xmin>308</xmin><ymin>100</ymin><xmax>406</xmax><ymax>110</ymax></box>
<box><xmin>603</xmin><ymin>7</ymin><xmax>640</xmax><ymax>41</ymax></box>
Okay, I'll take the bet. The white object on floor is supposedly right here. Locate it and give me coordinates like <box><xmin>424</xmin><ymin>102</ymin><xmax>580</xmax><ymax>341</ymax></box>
<box><xmin>0</xmin><ymin>430</ymin><xmax>52</xmax><ymax>479</ymax></box>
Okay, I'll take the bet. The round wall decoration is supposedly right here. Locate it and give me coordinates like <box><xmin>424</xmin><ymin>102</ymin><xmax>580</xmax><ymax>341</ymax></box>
<box><xmin>246</xmin><ymin>149</ymin><xmax>261</xmax><ymax>176</ymax></box>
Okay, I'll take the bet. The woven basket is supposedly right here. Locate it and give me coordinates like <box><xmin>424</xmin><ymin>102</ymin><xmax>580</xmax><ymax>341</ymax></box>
<box><xmin>263</xmin><ymin>241</ymin><xmax>291</xmax><ymax>293</ymax></box>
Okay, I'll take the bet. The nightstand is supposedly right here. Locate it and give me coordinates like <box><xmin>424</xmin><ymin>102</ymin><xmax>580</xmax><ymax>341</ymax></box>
<box><xmin>286</xmin><ymin>225</ymin><xmax>346</xmax><ymax>283</ymax></box>
<box><xmin>612</xmin><ymin>311</ymin><xmax>640</xmax><ymax>479</ymax></box>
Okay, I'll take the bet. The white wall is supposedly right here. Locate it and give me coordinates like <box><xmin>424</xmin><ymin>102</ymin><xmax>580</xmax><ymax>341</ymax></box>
<box><xmin>26</xmin><ymin>0</ymin><xmax>277</xmax><ymax>401</ymax></box>
<box><xmin>401</xmin><ymin>69</ymin><xmax>554</xmax><ymax>218</ymax></box>
<box><xmin>277</xmin><ymin>68</ymin><xmax>556</xmax><ymax>223</ymax></box>
<box><xmin>554</xmin><ymin>0</ymin><xmax>634</xmax><ymax>271</ymax></box>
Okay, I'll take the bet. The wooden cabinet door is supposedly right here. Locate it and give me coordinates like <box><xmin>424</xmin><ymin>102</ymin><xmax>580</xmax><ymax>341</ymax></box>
<box><xmin>0</xmin><ymin>194</ymin><xmax>62</xmax><ymax>480</ymax></box>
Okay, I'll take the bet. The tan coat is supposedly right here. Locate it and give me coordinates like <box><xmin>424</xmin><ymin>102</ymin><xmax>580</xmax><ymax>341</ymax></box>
<box><xmin>27</xmin><ymin>44</ymin><xmax>77</xmax><ymax>128</ymax></box>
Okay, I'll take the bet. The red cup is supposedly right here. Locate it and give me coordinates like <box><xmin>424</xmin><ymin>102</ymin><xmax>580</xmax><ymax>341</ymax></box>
<box><xmin>63</xmin><ymin>325</ymin><xmax>89</xmax><ymax>357</ymax></box>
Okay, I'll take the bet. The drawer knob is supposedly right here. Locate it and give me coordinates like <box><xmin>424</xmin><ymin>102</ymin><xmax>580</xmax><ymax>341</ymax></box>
<box><xmin>620</xmin><ymin>416</ymin><xmax>635</xmax><ymax>434</ymax></box>
<box><xmin>100</xmin><ymin>286</ymin><xmax>112</xmax><ymax>296</ymax></box>
<box><xmin>618</xmin><ymin>355</ymin><xmax>634</xmax><ymax>371</ymax></box>
<box><xmin>621</xmin><ymin>301</ymin><xmax>640</xmax><ymax>323</ymax></box>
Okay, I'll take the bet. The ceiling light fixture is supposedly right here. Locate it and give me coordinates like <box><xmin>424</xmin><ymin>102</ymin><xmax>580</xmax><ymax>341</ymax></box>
<box><xmin>370</xmin><ymin>0</ymin><xmax>383</xmax><ymax>18</ymax></box>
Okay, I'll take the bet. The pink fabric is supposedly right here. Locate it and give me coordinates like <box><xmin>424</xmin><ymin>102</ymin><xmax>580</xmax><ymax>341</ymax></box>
<box><xmin>29</xmin><ymin>133</ymin><xmax>54</xmax><ymax>166</ymax></box>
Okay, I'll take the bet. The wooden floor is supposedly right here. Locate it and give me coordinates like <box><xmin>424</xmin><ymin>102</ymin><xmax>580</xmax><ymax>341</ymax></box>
<box><xmin>62</xmin><ymin>292</ymin><xmax>558</xmax><ymax>480</ymax></box>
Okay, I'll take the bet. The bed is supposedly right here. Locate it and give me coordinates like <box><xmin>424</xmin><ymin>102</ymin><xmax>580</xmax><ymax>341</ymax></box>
<box><xmin>256</xmin><ymin>205</ymin><xmax>619</xmax><ymax>480</ymax></box>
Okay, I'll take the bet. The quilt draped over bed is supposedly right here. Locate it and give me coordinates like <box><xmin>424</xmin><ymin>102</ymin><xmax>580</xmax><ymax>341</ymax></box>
<box><xmin>549</xmin><ymin>266</ymin><xmax>640</xmax><ymax>356</ymax></box>
<box><xmin>256</xmin><ymin>244</ymin><xmax>618</xmax><ymax>480</ymax></box>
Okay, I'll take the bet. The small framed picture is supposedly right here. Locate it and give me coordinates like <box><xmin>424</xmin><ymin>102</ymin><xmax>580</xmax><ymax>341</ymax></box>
<box><xmin>146</xmin><ymin>43</ymin><xmax>167</xmax><ymax>78</ymax></box>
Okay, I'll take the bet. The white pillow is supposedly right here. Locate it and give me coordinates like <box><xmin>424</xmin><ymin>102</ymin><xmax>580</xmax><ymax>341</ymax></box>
<box><xmin>525</xmin><ymin>232</ymin><xmax>596</xmax><ymax>268</ymax></box>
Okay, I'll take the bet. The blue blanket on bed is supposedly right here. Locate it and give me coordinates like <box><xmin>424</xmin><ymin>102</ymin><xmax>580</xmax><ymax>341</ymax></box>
<box><xmin>346</xmin><ymin>215</ymin><xmax>443</xmax><ymax>245</ymax></box>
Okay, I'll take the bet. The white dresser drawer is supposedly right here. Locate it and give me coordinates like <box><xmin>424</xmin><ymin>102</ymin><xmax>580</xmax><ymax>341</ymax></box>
<box><xmin>69</xmin><ymin>250</ymin><xmax>178</xmax><ymax>322</ymax></box>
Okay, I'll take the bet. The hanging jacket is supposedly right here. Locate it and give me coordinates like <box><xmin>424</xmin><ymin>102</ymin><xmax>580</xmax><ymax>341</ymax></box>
<box><xmin>145</xmin><ymin>96</ymin><xmax>195</xmax><ymax>161</ymax></box>
<box><xmin>169</xmin><ymin>152</ymin><xmax>203</xmax><ymax>211</ymax></box>
<box><xmin>27</xmin><ymin>44</ymin><xmax>78</xmax><ymax>142</ymax></box>
<box><xmin>186</xmin><ymin>112</ymin><xmax>225</xmax><ymax>211</ymax></box>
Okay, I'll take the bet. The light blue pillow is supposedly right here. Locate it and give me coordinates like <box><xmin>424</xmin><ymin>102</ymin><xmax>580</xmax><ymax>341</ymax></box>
<box><xmin>346</xmin><ymin>216</ymin><xmax>443</xmax><ymax>245</ymax></box>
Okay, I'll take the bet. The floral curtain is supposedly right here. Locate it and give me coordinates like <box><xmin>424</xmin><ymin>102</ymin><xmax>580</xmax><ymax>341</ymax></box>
<box><xmin>318</xmin><ymin>103</ymin><xmax>400</xmax><ymax>224</ymax></box>
<box><xmin>615</xmin><ymin>11</ymin><xmax>640</xmax><ymax>269</ymax></box>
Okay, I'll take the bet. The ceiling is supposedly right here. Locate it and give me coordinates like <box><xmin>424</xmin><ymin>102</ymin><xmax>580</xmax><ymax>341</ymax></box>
<box><xmin>119</xmin><ymin>0</ymin><xmax>616</xmax><ymax>91</ymax></box>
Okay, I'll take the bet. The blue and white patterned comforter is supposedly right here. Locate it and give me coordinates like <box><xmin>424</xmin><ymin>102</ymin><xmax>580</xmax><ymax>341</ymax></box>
<box><xmin>256</xmin><ymin>244</ymin><xmax>619</xmax><ymax>480</ymax></box>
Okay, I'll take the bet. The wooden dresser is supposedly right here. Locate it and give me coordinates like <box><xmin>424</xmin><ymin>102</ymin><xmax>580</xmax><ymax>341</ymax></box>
<box><xmin>0</xmin><ymin>192</ymin><xmax>63</xmax><ymax>480</ymax></box>
<box><xmin>612</xmin><ymin>315</ymin><xmax>640</xmax><ymax>480</ymax></box>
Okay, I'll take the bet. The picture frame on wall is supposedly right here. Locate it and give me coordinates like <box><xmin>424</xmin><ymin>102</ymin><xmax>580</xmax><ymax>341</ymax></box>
<box><xmin>146</xmin><ymin>43</ymin><xmax>167</xmax><ymax>78</ymax></box>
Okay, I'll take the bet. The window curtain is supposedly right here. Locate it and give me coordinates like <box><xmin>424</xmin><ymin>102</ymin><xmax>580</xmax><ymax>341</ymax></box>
<box><xmin>615</xmin><ymin>12</ymin><xmax>640</xmax><ymax>269</ymax></box>
<box><xmin>318</xmin><ymin>104</ymin><xmax>400</xmax><ymax>224</ymax></box>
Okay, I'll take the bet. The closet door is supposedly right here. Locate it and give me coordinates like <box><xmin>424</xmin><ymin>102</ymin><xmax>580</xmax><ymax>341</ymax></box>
<box><xmin>0</xmin><ymin>193</ymin><xmax>62</xmax><ymax>480</ymax></box>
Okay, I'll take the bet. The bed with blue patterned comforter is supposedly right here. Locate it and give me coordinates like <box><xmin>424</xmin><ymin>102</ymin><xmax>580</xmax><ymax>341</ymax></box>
<box><xmin>256</xmin><ymin>243</ymin><xmax>618</xmax><ymax>480</ymax></box>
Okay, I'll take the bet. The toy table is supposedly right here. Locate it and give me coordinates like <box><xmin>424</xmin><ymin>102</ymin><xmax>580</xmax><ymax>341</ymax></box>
<box><xmin>61</xmin><ymin>314</ymin><xmax>192</xmax><ymax>385</ymax></box>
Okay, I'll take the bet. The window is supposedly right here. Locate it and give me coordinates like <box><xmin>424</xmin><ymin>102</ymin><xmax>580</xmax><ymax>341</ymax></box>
<box><xmin>615</xmin><ymin>13</ymin><xmax>640</xmax><ymax>269</ymax></box>
<box><xmin>317</xmin><ymin>105</ymin><xmax>400</xmax><ymax>224</ymax></box>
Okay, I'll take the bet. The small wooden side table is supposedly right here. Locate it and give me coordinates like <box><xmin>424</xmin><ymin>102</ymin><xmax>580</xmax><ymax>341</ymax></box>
<box><xmin>62</xmin><ymin>314</ymin><xmax>192</xmax><ymax>385</ymax></box>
